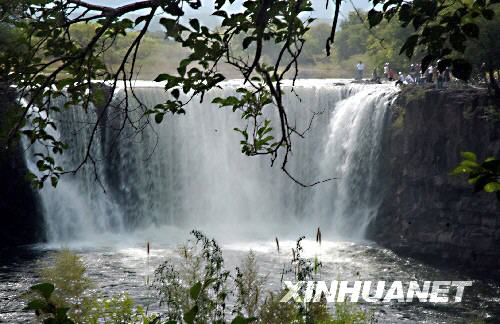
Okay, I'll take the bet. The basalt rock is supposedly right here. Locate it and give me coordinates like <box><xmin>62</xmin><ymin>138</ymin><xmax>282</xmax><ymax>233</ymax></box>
<box><xmin>0</xmin><ymin>84</ymin><xmax>44</xmax><ymax>248</ymax></box>
<box><xmin>368</xmin><ymin>85</ymin><xmax>500</xmax><ymax>277</ymax></box>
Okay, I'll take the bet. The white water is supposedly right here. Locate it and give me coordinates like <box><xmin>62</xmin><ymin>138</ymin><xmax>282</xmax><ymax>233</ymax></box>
<box><xmin>28</xmin><ymin>80</ymin><xmax>397</xmax><ymax>245</ymax></box>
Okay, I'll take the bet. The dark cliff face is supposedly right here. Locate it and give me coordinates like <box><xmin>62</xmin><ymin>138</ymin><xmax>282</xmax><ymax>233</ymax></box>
<box><xmin>368</xmin><ymin>86</ymin><xmax>500</xmax><ymax>276</ymax></box>
<box><xmin>0</xmin><ymin>85</ymin><xmax>44</xmax><ymax>248</ymax></box>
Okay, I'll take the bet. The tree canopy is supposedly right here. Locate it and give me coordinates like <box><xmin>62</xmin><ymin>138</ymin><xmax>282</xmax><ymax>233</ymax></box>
<box><xmin>0</xmin><ymin>0</ymin><xmax>498</xmax><ymax>188</ymax></box>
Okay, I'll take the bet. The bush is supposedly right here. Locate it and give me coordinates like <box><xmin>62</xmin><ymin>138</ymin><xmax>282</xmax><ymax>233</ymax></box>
<box><xmin>153</xmin><ymin>231</ymin><xmax>230</xmax><ymax>322</ymax></box>
<box><xmin>259</xmin><ymin>292</ymin><xmax>304</xmax><ymax>324</ymax></box>
<box><xmin>27</xmin><ymin>249</ymin><xmax>157</xmax><ymax>323</ymax></box>
<box><xmin>234</xmin><ymin>251</ymin><xmax>267</xmax><ymax>318</ymax></box>
<box><xmin>26</xmin><ymin>232</ymin><xmax>373</xmax><ymax>324</ymax></box>
<box><xmin>38</xmin><ymin>249</ymin><xmax>92</xmax><ymax>322</ymax></box>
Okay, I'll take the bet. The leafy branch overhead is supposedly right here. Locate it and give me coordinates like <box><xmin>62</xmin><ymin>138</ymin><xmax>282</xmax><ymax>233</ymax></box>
<box><xmin>367</xmin><ymin>0</ymin><xmax>499</xmax><ymax>84</ymax></box>
<box><xmin>0</xmin><ymin>0</ymin><xmax>498</xmax><ymax>188</ymax></box>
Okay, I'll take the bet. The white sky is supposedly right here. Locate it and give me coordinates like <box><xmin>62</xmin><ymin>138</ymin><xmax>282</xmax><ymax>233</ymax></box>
<box><xmin>86</xmin><ymin>0</ymin><xmax>371</xmax><ymax>21</ymax></box>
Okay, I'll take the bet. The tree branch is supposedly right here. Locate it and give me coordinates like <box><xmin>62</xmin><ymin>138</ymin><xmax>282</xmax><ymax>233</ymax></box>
<box><xmin>67</xmin><ymin>0</ymin><xmax>160</xmax><ymax>15</ymax></box>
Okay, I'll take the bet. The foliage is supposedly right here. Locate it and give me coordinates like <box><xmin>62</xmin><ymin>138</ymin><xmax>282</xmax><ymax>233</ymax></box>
<box><xmin>67</xmin><ymin>23</ymin><xmax>187</xmax><ymax>80</ymax></box>
<box><xmin>451</xmin><ymin>151</ymin><xmax>500</xmax><ymax>201</ymax></box>
<box><xmin>38</xmin><ymin>250</ymin><xmax>92</xmax><ymax>322</ymax></box>
<box><xmin>327</xmin><ymin>302</ymin><xmax>370</xmax><ymax>324</ymax></box>
<box><xmin>25</xmin><ymin>233</ymin><xmax>374</xmax><ymax>324</ymax></box>
<box><xmin>25</xmin><ymin>250</ymin><xmax>157</xmax><ymax>323</ymax></box>
<box><xmin>154</xmin><ymin>231</ymin><xmax>230</xmax><ymax>322</ymax></box>
<box><xmin>0</xmin><ymin>0</ymin><xmax>322</xmax><ymax>188</ymax></box>
<box><xmin>463</xmin><ymin>5</ymin><xmax>500</xmax><ymax>89</ymax></box>
<box><xmin>259</xmin><ymin>291</ymin><xmax>304</xmax><ymax>324</ymax></box>
<box><xmin>335</xmin><ymin>13</ymin><xmax>371</xmax><ymax>62</ymax></box>
<box><xmin>0</xmin><ymin>23</ymin><xmax>29</xmax><ymax>82</ymax></box>
<box><xmin>368</xmin><ymin>0</ymin><xmax>499</xmax><ymax>86</ymax></box>
<box><xmin>258</xmin><ymin>291</ymin><xmax>370</xmax><ymax>324</ymax></box>
<box><xmin>0</xmin><ymin>0</ymin><xmax>496</xmax><ymax>190</ymax></box>
<box><xmin>233</xmin><ymin>251</ymin><xmax>267</xmax><ymax>318</ymax></box>
<box><xmin>24</xmin><ymin>282</ymin><xmax>74</xmax><ymax>324</ymax></box>
<box><xmin>81</xmin><ymin>294</ymin><xmax>158</xmax><ymax>324</ymax></box>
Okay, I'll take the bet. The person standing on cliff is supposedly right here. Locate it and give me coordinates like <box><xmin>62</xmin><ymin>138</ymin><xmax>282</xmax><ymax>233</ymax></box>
<box><xmin>356</xmin><ymin>61</ymin><xmax>365</xmax><ymax>81</ymax></box>
<box><xmin>479</xmin><ymin>62</ymin><xmax>487</xmax><ymax>83</ymax></box>
<box><xmin>415</xmin><ymin>63</ymin><xmax>422</xmax><ymax>84</ymax></box>
<box><xmin>444</xmin><ymin>67</ymin><xmax>451</xmax><ymax>83</ymax></box>
<box><xmin>426</xmin><ymin>65</ymin><xmax>434</xmax><ymax>83</ymax></box>
<box><xmin>409</xmin><ymin>64</ymin><xmax>416</xmax><ymax>78</ymax></box>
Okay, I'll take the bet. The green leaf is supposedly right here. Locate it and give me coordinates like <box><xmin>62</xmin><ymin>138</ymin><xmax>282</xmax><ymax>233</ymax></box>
<box><xmin>461</xmin><ymin>151</ymin><xmax>477</xmax><ymax>162</ymax></box>
<box><xmin>450</xmin><ymin>165</ymin><xmax>472</xmax><ymax>176</ymax></box>
<box><xmin>398</xmin><ymin>3</ymin><xmax>412</xmax><ymax>22</ymax></box>
<box><xmin>242</xmin><ymin>37</ymin><xmax>255</xmax><ymax>50</ymax></box>
<box><xmin>460</xmin><ymin>160</ymin><xmax>479</xmax><ymax>168</ymax></box>
<box><xmin>183</xmin><ymin>305</ymin><xmax>198</xmax><ymax>324</ymax></box>
<box><xmin>484</xmin><ymin>182</ymin><xmax>500</xmax><ymax>193</ymax></box>
<box><xmin>367</xmin><ymin>9</ymin><xmax>383</xmax><ymax>27</ymax></box>
<box><xmin>55</xmin><ymin>79</ymin><xmax>74</xmax><ymax>90</ymax></box>
<box><xmin>154</xmin><ymin>113</ymin><xmax>164</xmax><ymax>124</ymax></box>
<box><xmin>399</xmin><ymin>34</ymin><xmax>419</xmax><ymax>58</ymax></box>
<box><xmin>421</xmin><ymin>54</ymin><xmax>435</xmax><ymax>71</ymax></box>
<box><xmin>154</xmin><ymin>74</ymin><xmax>171</xmax><ymax>82</ymax></box>
<box><xmin>482</xmin><ymin>8</ymin><xmax>495</xmax><ymax>20</ymax></box>
<box><xmin>50</xmin><ymin>176</ymin><xmax>58</xmax><ymax>188</ymax></box>
<box><xmin>212</xmin><ymin>10</ymin><xmax>228</xmax><ymax>18</ymax></box>
<box><xmin>30</xmin><ymin>283</ymin><xmax>55</xmax><ymax>300</ymax></box>
<box><xmin>135</xmin><ymin>15</ymin><xmax>149</xmax><ymax>26</ymax></box>
<box><xmin>189</xmin><ymin>18</ymin><xmax>200</xmax><ymax>31</ymax></box>
<box><xmin>231</xmin><ymin>315</ymin><xmax>257</xmax><ymax>324</ymax></box>
<box><xmin>189</xmin><ymin>281</ymin><xmax>202</xmax><ymax>300</ymax></box>
<box><xmin>24</xmin><ymin>299</ymin><xmax>47</xmax><ymax>311</ymax></box>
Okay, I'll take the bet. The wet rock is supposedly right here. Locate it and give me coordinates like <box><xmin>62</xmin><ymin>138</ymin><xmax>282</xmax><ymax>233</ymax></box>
<box><xmin>368</xmin><ymin>86</ymin><xmax>500</xmax><ymax>277</ymax></box>
<box><xmin>0</xmin><ymin>84</ymin><xmax>44</xmax><ymax>248</ymax></box>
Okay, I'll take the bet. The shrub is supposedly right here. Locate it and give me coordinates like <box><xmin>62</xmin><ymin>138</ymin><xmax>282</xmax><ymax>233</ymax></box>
<box><xmin>234</xmin><ymin>251</ymin><xmax>267</xmax><ymax>318</ymax></box>
<box><xmin>27</xmin><ymin>250</ymin><xmax>157</xmax><ymax>323</ymax></box>
<box><xmin>153</xmin><ymin>230</ymin><xmax>230</xmax><ymax>323</ymax></box>
<box><xmin>38</xmin><ymin>249</ymin><xmax>92</xmax><ymax>322</ymax></box>
<box><xmin>25</xmin><ymin>232</ymin><xmax>373</xmax><ymax>324</ymax></box>
<box><xmin>259</xmin><ymin>292</ymin><xmax>304</xmax><ymax>324</ymax></box>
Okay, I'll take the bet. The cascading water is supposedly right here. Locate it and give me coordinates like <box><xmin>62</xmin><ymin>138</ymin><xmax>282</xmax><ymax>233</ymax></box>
<box><xmin>10</xmin><ymin>81</ymin><xmax>500</xmax><ymax>324</ymax></box>
<box><xmin>27</xmin><ymin>80</ymin><xmax>397</xmax><ymax>244</ymax></box>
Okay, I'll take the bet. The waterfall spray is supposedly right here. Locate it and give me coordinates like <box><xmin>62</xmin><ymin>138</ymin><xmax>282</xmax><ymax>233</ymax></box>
<box><xmin>27</xmin><ymin>80</ymin><xmax>396</xmax><ymax>245</ymax></box>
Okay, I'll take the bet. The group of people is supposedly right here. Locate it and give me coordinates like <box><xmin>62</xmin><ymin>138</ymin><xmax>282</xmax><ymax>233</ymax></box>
<box><xmin>383</xmin><ymin>62</ymin><xmax>452</xmax><ymax>88</ymax></box>
<box><xmin>354</xmin><ymin>60</ymin><xmax>453</xmax><ymax>89</ymax></box>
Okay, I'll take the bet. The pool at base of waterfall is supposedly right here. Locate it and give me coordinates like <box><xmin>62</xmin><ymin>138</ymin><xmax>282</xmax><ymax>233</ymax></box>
<box><xmin>8</xmin><ymin>80</ymin><xmax>498</xmax><ymax>323</ymax></box>
<box><xmin>1</xmin><ymin>236</ymin><xmax>499</xmax><ymax>323</ymax></box>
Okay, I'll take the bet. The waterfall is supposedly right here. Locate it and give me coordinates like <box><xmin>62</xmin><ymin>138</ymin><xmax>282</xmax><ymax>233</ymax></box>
<box><xmin>27</xmin><ymin>80</ymin><xmax>397</xmax><ymax>244</ymax></box>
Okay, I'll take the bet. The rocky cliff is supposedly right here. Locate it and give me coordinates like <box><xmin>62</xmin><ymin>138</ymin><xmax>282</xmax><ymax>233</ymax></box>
<box><xmin>0</xmin><ymin>85</ymin><xmax>43</xmax><ymax>248</ymax></box>
<box><xmin>369</xmin><ymin>85</ymin><xmax>500</xmax><ymax>277</ymax></box>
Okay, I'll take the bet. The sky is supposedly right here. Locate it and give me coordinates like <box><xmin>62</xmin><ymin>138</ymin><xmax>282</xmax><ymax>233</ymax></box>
<box><xmin>86</xmin><ymin>0</ymin><xmax>372</xmax><ymax>21</ymax></box>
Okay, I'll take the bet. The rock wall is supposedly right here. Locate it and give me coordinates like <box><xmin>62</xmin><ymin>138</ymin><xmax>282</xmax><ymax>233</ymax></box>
<box><xmin>368</xmin><ymin>85</ymin><xmax>500</xmax><ymax>277</ymax></box>
<box><xmin>0</xmin><ymin>85</ymin><xmax>43</xmax><ymax>248</ymax></box>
